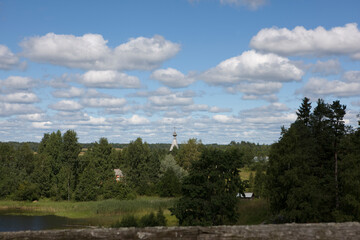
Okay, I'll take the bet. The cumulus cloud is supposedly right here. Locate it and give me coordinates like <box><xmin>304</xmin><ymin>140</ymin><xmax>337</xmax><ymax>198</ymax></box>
<box><xmin>32</xmin><ymin>121</ymin><xmax>52</xmax><ymax>129</ymax></box>
<box><xmin>52</xmin><ymin>86</ymin><xmax>85</xmax><ymax>98</ymax></box>
<box><xmin>182</xmin><ymin>104</ymin><xmax>231</xmax><ymax>113</ymax></box>
<box><xmin>1</xmin><ymin>92</ymin><xmax>40</xmax><ymax>103</ymax></box>
<box><xmin>220</xmin><ymin>0</ymin><xmax>267</xmax><ymax>10</ymax></box>
<box><xmin>49</xmin><ymin>100</ymin><xmax>83</xmax><ymax>111</ymax></box>
<box><xmin>76</xmin><ymin>116</ymin><xmax>108</xmax><ymax>126</ymax></box>
<box><xmin>78</xmin><ymin>70</ymin><xmax>141</xmax><ymax>88</ymax></box>
<box><xmin>126</xmin><ymin>115</ymin><xmax>150</xmax><ymax>125</ymax></box>
<box><xmin>21</xmin><ymin>33</ymin><xmax>180</xmax><ymax>70</ymax></box>
<box><xmin>18</xmin><ymin>113</ymin><xmax>46</xmax><ymax>122</ymax></box>
<box><xmin>311</xmin><ymin>59</ymin><xmax>342</xmax><ymax>76</ymax></box>
<box><xmin>150</xmin><ymin>68</ymin><xmax>196</xmax><ymax>88</ymax></box>
<box><xmin>81</xmin><ymin>97</ymin><xmax>127</xmax><ymax>108</ymax></box>
<box><xmin>0</xmin><ymin>45</ymin><xmax>21</xmax><ymax>70</ymax></box>
<box><xmin>343</xmin><ymin>71</ymin><xmax>360</xmax><ymax>82</ymax></box>
<box><xmin>1</xmin><ymin>76</ymin><xmax>36</xmax><ymax>92</ymax></box>
<box><xmin>0</xmin><ymin>103</ymin><xmax>42</xmax><ymax>117</ymax></box>
<box><xmin>201</xmin><ymin>50</ymin><xmax>303</xmax><ymax>85</ymax></box>
<box><xmin>148</xmin><ymin>89</ymin><xmax>194</xmax><ymax>106</ymax></box>
<box><xmin>250</xmin><ymin>23</ymin><xmax>360</xmax><ymax>59</ymax></box>
<box><xmin>213</xmin><ymin>114</ymin><xmax>242</xmax><ymax>124</ymax></box>
<box><xmin>300</xmin><ymin>77</ymin><xmax>360</xmax><ymax>97</ymax></box>
<box><xmin>227</xmin><ymin>81</ymin><xmax>282</xmax><ymax>101</ymax></box>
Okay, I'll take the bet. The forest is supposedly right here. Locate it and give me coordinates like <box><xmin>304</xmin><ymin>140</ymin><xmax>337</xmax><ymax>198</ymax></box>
<box><xmin>0</xmin><ymin>98</ymin><xmax>359</xmax><ymax>226</ymax></box>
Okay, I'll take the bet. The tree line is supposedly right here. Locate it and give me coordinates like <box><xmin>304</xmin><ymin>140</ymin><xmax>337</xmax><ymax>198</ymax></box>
<box><xmin>4</xmin><ymin>97</ymin><xmax>357</xmax><ymax>225</ymax></box>
<box><xmin>0</xmin><ymin>131</ymin><xmax>267</xmax><ymax>205</ymax></box>
<box><xmin>267</xmin><ymin>98</ymin><xmax>360</xmax><ymax>223</ymax></box>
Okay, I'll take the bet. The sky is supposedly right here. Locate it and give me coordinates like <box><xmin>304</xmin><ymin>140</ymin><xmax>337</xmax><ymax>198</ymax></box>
<box><xmin>0</xmin><ymin>0</ymin><xmax>360</xmax><ymax>145</ymax></box>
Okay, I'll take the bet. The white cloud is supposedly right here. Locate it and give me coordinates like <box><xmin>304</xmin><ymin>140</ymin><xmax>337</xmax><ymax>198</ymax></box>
<box><xmin>52</xmin><ymin>87</ymin><xmax>85</xmax><ymax>98</ymax></box>
<box><xmin>49</xmin><ymin>100</ymin><xmax>83</xmax><ymax>111</ymax></box>
<box><xmin>0</xmin><ymin>103</ymin><xmax>42</xmax><ymax>116</ymax></box>
<box><xmin>149</xmin><ymin>93</ymin><xmax>193</xmax><ymax>106</ymax></box>
<box><xmin>32</xmin><ymin>121</ymin><xmax>52</xmax><ymax>129</ymax></box>
<box><xmin>220</xmin><ymin>0</ymin><xmax>267</xmax><ymax>10</ymax></box>
<box><xmin>79</xmin><ymin>70</ymin><xmax>141</xmax><ymax>88</ymax></box>
<box><xmin>182</xmin><ymin>104</ymin><xmax>232</xmax><ymax>113</ymax></box>
<box><xmin>311</xmin><ymin>59</ymin><xmax>342</xmax><ymax>76</ymax></box>
<box><xmin>18</xmin><ymin>113</ymin><xmax>46</xmax><ymax>122</ymax></box>
<box><xmin>250</xmin><ymin>23</ymin><xmax>360</xmax><ymax>59</ymax></box>
<box><xmin>81</xmin><ymin>97</ymin><xmax>127</xmax><ymax>108</ymax></box>
<box><xmin>1</xmin><ymin>76</ymin><xmax>36</xmax><ymax>91</ymax></box>
<box><xmin>209</xmin><ymin>106</ymin><xmax>232</xmax><ymax>113</ymax></box>
<box><xmin>1</xmin><ymin>92</ymin><xmax>40</xmax><ymax>103</ymax></box>
<box><xmin>343</xmin><ymin>71</ymin><xmax>360</xmax><ymax>82</ymax></box>
<box><xmin>213</xmin><ymin>114</ymin><xmax>241</xmax><ymax>124</ymax></box>
<box><xmin>150</xmin><ymin>68</ymin><xmax>195</xmax><ymax>88</ymax></box>
<box><xmin>241</xmin><ymin>94</ymin><xmax>278</xmax><ymax>102</ymax></box>
<box><xmin>21</xmin><ymin>33</ymin><xmax>180</xmax><ymax>70</ymax></box>
<box><xmin>227</xmin><ymin>81</ymin><xmax>282</xmax><ymax>97</ymax></box>
<box><xmin>78</xmin><ymin>116</ymin><xmax>108</xmax><ymax>126</ymax></box>
<box><xmin>201</xmin><ymin>50</ymin><xmax>303</xmax><ymax>85</ymax></box>
<box><xmin>0</xmin><ymin>45</ymin><xmax>21</xmax><ymax>70</ymax></box>
<box><xmin>182</xmin><ymin>104</ymin><xmax>209</xmax><ymax>112</ymax></box>
<box><xmin>127</xmin><ymin>115</ymin><xmax>150</xmax><ymax>125</ymax></box>
<box><xmin>300</xmin><ymin>77</ymin><xmax>360</xmax><ymax>97</ymax></box>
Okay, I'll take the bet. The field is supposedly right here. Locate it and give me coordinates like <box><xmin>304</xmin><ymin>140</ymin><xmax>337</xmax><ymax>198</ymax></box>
<box><xmin>0</xmin><ymin>197</ymin><xmax>178</xmax><ymax>227</ymax></box>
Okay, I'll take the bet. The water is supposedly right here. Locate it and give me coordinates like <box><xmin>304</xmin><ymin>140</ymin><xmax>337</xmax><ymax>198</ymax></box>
<box><xmin>0</xmin><ymin>212</ymin><xmax>84</xmax><ymax>232</ymax></box>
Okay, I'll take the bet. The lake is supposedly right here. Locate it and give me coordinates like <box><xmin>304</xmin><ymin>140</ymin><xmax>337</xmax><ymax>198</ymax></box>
<box><xmin>0</xmin><ymin>212</ymin><xmax>85</xmax><ymax>232</ymax></box>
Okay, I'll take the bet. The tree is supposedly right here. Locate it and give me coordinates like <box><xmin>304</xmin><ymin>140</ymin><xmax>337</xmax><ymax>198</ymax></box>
<box><xmin>171</xmin><ymin>147</ymin><xmax>243</xmax><ymax>226</ymax></box>
<box><xmin>61</xmin><ymin>130</ymin><xmax>81</xmax><ymax>200</ymax></box>
<box><xmin>157</xmin><ymin>168</ymin><xmax>181</xmax><ymax>197</ymax></box>
<box><xmin>266</xmin><ymin>98</ymin><xmax>350</xmax><ymax>223</ymax></box>
<box><xmin>328</xmin><ymin>101</ymin><xmax>346</xmax><ymax>209</ymax></box>
<box><xmin>296</xmin><ymin>97</ymin><xmax>312</xmax><ymax>126</ymax></box>
<box><xmin>175</xmin><ymin>138</ymin><xmax>202</xmax><ymax>171</ymax></box>
<box><xmin>75</xmin><ymin>161</ymin><xmax>99</xmax><ymax>201</ymax></box>
<box><xmin>123</xmin><ymin>138</ymin><xmax>160</xmax><ymax>195</ymax></box>
<box><xmin>337</xmin><ymin>125</ymin><xmax>360</xmax><ymax>221</ymax></box>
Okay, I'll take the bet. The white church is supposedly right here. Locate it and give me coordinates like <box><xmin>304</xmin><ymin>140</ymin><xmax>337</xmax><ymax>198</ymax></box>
<box><xmin>169</xmin><ymin>128</ymin><xmax>179</xmax><ymax>151</ymax></box>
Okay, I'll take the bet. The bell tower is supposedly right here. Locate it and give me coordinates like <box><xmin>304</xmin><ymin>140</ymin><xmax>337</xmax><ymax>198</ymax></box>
<box><xmin>169</xmin><ymin>127</ymin><xmax>179</xmax><ymax>151</ymax></box>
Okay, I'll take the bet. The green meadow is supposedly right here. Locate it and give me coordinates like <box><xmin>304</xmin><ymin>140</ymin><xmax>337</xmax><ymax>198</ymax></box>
<box><xmin>0</xmin><ymin>197</ymin><xmax>178</xmax><ymax>227</ymax></box>
<box><xmin>0</xmin><ymin>196</ymin><xmax>270</xmax><ymax>227</ymax></box>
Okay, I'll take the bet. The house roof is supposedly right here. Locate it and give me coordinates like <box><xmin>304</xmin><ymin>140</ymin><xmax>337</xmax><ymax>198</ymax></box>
<box><xmin>114</xmin><ymin>169</ymin><xmax>123</xmax><ymax>177</ymax></box>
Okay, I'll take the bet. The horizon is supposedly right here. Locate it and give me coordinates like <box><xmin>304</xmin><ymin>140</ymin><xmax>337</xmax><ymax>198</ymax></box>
<box><xmin>1</xmin><ymin>0</ymin><xmax>360</xmax><ymax>145</ymax></box>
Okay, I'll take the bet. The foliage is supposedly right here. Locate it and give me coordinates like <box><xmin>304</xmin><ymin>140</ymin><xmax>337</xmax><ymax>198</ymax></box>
<box><xmin>175</xmin><ymin>138</ymin><xmax>203</xmax><ymax>171</ymax></box>
<box><xmin>266</xmin><ymin>98</ymin><xmax>357</xmax><ymax>223</ymax></box>
<box><xmin>113</xmin><ymin>215</ymin><xmax>139</xmax><ymax>227</ymax></box>
<box><xmin>236</xmin><ymin>199</ymin><xmax>270</xmax><ymax>225</ymax></box>
<box><xmin>122</xmin><ymin>138</ymin><xmax>160</xmax><ymax>195</ymax></box>
<box><xmin>112</xmin><ymin>209</ymin><xmax>167</xmax><ymax>228</ymax></box>
<box><xmin>159</xmin><ymin>154</ymin><xmax>187</xmax><ymax>180</ymax></box>
<box><xmin>171</xmin><ymin>147</ymin><xmax>243</xmax><ymax>226</ymax></box>
<box><xmin>157</xmin><ymin>168</ymin><xmax>181</xmax><ymax>197</ymax></box>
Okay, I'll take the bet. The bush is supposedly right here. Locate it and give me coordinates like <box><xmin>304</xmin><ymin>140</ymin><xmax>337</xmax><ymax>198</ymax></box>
<box><xmin>113</xmin><ymin>215</ymin><xmax>139</xmax><ymax>227</ymax></box>
<box><xmin>13</xmin><ymin>181</ymin><xmax>40</xmax><ymax>201</ymax></box>
<box><xmin>112</xmin><ymin>209</ymin><xmax>167</xmax><ymax>228</ymax></box>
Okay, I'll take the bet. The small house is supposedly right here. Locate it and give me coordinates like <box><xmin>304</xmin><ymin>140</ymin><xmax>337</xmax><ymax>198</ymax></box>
<box><xmin>114</xmin><ymin>169</ymin><xmax>124</xmax><ymax>182</ymax></box>
<box><xmin>237</xmin><ymin>192</ymin><xmax>254</xmax><ymax>199</ymax></box>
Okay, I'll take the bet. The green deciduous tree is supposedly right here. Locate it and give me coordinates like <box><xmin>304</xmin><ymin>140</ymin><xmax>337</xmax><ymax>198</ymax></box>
<box><xmin>171</xmin><ymin>147</ymin><xmax>243</xmax><ymax>226</ymax></box>
<box><xmin>123</xmin><ymin>138</ymin><xmax>160</xmax><ymax>195</ymax></box>
<box><xmin>175</xmin><ymin>138</ymin><xmax>202</xmax><ymax>171</ymax></box>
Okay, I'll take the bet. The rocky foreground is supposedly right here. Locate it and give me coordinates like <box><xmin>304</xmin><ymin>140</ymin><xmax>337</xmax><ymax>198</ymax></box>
<box><xmin>1</xmin><ymin>222</ymin><xmax>360</xmax><ymax>240</ymax></box>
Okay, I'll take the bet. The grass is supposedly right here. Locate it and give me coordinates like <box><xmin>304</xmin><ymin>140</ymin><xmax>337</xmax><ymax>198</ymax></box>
<box><xmin>237</xmin><ymin>199</ymin><xmax>270</xmax><ymax>225</ymax></box>
<box><xmin>0</xmin><ymin>197</ymin><xmax>270</xmax><ymax>227</ymax></box>
<box><xmin>239</xmin><ymin>167</ymin><xmax>256</xmax><ymax>181</ymax></box>
<box><xmin>0</xmin><ymin>196</ymin><xmax>178</xmax><ymax>227</ymax></box>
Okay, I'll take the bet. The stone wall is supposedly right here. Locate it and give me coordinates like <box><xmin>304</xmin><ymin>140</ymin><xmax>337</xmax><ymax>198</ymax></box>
<box><xmin>1</xmin><ymin>222</ymin><xmax>360</xmax><ymax>240</ymax></box>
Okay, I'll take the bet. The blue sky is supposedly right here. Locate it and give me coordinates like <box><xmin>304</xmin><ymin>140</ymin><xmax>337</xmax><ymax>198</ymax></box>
<box><xmin>1</xmin><ymin>0</ymin><xmax>360</xmax><ymax>144</ymax></box>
